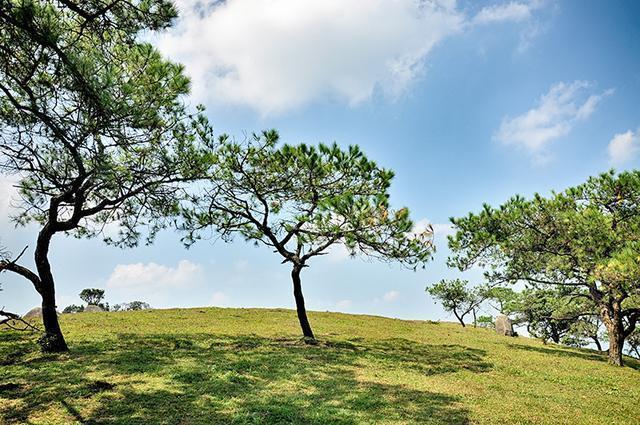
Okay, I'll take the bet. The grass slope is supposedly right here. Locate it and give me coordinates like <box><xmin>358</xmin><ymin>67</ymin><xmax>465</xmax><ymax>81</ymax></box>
<box><xmin>1</xmin><ymin>307</ymin><xmax>639</xmax><ymax>424</ymax></box>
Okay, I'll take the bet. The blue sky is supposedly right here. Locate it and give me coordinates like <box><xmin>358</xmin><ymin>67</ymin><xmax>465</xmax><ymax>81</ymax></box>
<box><xmin>2</xmin><ymin>0</ymin><xmax>640</xmax><ymax>323</ymax></box>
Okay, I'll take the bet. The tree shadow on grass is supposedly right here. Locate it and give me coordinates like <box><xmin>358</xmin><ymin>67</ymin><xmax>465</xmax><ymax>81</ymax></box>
<box><xmin>507</xmin><ymin>343</ymin><xmax>640</xmax><ymax>371</ymax></box>
<box><xmin>1</xmin><ymin>332</ymin><xmax>490</xmax><ymax>424</ymax></box>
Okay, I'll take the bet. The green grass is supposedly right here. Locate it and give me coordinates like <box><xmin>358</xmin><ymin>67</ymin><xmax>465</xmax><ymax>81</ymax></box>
<box><xmin>1</xmin><ymin>307</ymin><xmax>639</xmax><ymax>424</ymax></box>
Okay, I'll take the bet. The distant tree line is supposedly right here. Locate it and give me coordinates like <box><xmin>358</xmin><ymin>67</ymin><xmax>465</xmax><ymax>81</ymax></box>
<box><xmin>60</xmin><ymin>288</ymin><xmax>151</xmax><ymax>313</ymax></box>
<box><xmin>427</xmin><ymin>280</ymin><xmax>613</xmax><ymax>352</ymax></box>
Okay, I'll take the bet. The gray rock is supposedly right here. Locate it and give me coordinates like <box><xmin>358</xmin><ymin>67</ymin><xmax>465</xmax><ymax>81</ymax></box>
<box><xmin>23</xmin><ymin>307</ymin><xmax>43</xmax><ymax>319</ymax></box>
<box><xmin>23</xmin><ymin>307</ymin><xmax>60</xmax><ymax>320</ymax></box>
<box><xmin>495</xmin><ymin>314</ymin><xmax>514</xmax><ymax>336</ymax></box>
<box><xmin>84</xmin><ymin>305</ymin><xmax>105</xmax><ymax>313</ymax></box>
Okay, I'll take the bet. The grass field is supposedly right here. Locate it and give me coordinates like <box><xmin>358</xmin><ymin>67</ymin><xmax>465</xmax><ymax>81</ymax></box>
<box><xmin>1</xmin><ymin>307</ymin><xmax>639</xmax><ymax>424</ymax></box>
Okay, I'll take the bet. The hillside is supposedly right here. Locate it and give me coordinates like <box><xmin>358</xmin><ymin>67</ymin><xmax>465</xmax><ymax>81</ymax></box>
<box><xmin>1</xmin><ymin>307</ymin><xmax>639</xmax><ymax>424</ymax></box>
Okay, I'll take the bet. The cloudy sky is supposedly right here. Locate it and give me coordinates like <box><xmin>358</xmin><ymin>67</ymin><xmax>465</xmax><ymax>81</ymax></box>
<box><xmin>2</xmin><ymin>0</ymin><xmax>640</xmax><ymax>323</ymax></box>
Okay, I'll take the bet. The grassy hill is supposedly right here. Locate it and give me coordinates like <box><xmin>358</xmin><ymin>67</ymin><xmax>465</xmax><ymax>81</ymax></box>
<box><xmin>1</xmin><ymin>307</ymin><xmax>639</xmax><ymax>424</ymax></box>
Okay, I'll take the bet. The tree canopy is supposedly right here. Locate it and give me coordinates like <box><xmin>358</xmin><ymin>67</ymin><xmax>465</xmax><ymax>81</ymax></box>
<box><xmin>182</xmin><ymin>131</ymin><xmax>434</xmax><ymax>340</ymax></box>
<box><xmin>79</xmin><ymin>288</ymin><xmax>105</xmax><ymax>306</ymax></box>
<box><xmin>448</xmin><ymin>170</ymin><xmax>640</xmax><ymax>365</ymax></box>
<box><xmin>426</xmin><ymin>279</ymin><xmax>488</xmax><ymax>327</ymax></box>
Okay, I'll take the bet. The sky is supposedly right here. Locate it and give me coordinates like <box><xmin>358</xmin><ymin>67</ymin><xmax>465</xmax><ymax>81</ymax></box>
<box><xmin>2</xmin><ymin>0</ymin><xmax>640</xmax><ymax>324</ymax></box>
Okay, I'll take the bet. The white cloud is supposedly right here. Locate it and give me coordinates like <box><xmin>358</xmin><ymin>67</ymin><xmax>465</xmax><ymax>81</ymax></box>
<box><xmin>157</xmin><ymin>0</ymin><xmax>480</xmax><ymax>114</ymax></box>
<box><xmin>494</xmin><ymin>81</ymin><xmax>613</xmax><ymax>160</ymax></box>
<box><xmin>473</xmin><ymin>1</ymin><xmax>536</xmax><ymax>25</ymax></box>
<box><xmin>152</xmin><ymin>0</ymin><xmax>552</xmax><ymax>114</ymax></box>
<box><xmin>382</xmin><ymin>290</ymin><xmax>400</xmax><ymax>302</ymax></box>
<box><xmin>472</xmin><ymin>1</ymin><xmax>548</xmax><ymax>53</ymax></box>
<box><xmin>336</xmin><ymin>299</ymin><xmax>352</xmax><ymax>309</ymax></box>
<box><xmin>432</xmin><ymin>222</ymin><xmax>454</xmax><ymax>238</ymax></box>
<box><xmin>106</xmin><ymin>260</ymin><xmax>203</xmax><ymax>292</ymax></box>
<box><xmin>608</xmin><ymin>130</ymin><xmax>639</xmax><ymax>166</ymax></box>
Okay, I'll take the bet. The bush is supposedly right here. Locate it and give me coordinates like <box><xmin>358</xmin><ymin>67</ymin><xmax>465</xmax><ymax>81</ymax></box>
<box><xmin>62</xmin><ymin>304</ymin><xmax>84</xmax><ymax>314</ymax></box>
<box><xmin>112</xmin><ymin>301</ymin><xmax>151</xmax><ymax>312</ymax></box>
<box><xmin>477</xmin><ymin>315</ymin><xmax>495</xmax><ymax>329</ymax></box>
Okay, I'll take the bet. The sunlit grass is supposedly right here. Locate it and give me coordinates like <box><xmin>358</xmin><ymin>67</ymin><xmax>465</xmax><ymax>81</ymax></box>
<box><xmin>1</xmin><ymin>307</ymin><xmax>639</xmax><ymax>424</ymax></box>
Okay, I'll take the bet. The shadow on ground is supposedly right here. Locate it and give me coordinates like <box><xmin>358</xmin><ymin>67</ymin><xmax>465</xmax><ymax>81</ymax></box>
<box><xmin>507</xmin><ymin>343</ymin><xmax>640</xmax><ymax>371</ymax></box>
<box><xmin>0</xmin><ymin>332</ymin><xmax>492</xmax><ymax>424</ymax></box>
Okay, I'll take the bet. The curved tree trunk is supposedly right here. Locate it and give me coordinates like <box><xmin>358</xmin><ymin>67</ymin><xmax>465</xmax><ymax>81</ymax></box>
<box><xmin>291</xmin><ymin>264</ymin><xmax>315</xmax><ymax>341</ymax></box>
<box><xmin>453</xmin><ymin>310</ymin><xmax>465</xmax><ymax>327</ymax></box>
<box><xmin>34</xmin><ymin>228</ymin><xmax>68</xmax><ymax>352</ymax></box>
<box><xmin>592</xmin><ymin>336</ymin><xmax>602</xmax><ymax>352</ymax></box>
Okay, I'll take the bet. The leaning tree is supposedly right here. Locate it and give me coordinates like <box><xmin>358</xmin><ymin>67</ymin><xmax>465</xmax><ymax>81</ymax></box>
<box><xmin>448</xmin><ymin>170</ymin><xmax>640</xmax><ymax>366</ymax></box>
<box><xmin>426</xmin><ymin>279</ymin><xmax>488</xmax><ymax>327</ymax></box>
<box><xmin>0</xmin><ymin>0</ymin><xmax>213</xmax><ymax>351</ymax></box>
<box><xmin>182</xmin><ymin>131</ymin><xmax>434</xmax><ymax>341</ymax></box>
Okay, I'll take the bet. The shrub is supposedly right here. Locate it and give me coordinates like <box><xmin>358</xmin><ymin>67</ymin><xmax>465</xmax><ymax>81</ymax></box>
<box><xmin>62</xmin><ymin>305</ymin><xmax>85</xmax><ymax>314</ymax></box>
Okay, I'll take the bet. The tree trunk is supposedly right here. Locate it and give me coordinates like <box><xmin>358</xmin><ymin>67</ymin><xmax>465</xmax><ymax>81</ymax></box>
<box><xmin>601</xmin><ymin>303</ymin><xmax>624</xmax><ymax>366</ymax></box>
<box><xmin>604</xmin><ymin>323</ymin><xmax>624</xmax><ymax>366</ymax></box>
<box><xmin>34</xmin><ymin>228</ymin><xmax>68</xmax><ymax>352</ymax></box>
<box><xmin>592</xmin><ymin>336</ymin><xmax>602</xmax><ymax>352</ymax></box>
<box><xmin>453</xmin><ymin>311</ymin><xmax>465</xmax><ymax>327</ymax></box>
<box><xmin>472</xmin><ymin>308</ymin><xmax>477</xmax><ymax>328</ymax></box>
<box><xmin>291</xmin><ymin>264</ymin><xmax>315</xmax><ymax>341</ymax></box>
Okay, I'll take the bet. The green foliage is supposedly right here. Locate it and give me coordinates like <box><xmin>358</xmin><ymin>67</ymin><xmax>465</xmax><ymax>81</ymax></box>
<box><xmin>563</xmin><ymin>315</ymin><xmax>607</xmax><ymax>349</ymax></box>
<box><xmin>476</xmin><ymin>315</ymin><xmax>495</xmax><ymax>329</ymax></box>
<box><xmin>484</xmin><ymin>286</ymin><xmax>517</xmax><ymax>314</ymax></box>
<box><xmin>125</xmin><ymin>301</ymin><xmax>151</xmax><ymax>311</ymax></box>
<box><xmin>0</xmin><ymin>0</ymin><xmax>214</xmax><ymax>248</ymax></box>
<box><xmin>112</xmin><ymin>301</ymin><xmax>151</xmax><ymax>311</ymax></box>
<box><xmin>505</xmin><ymin>288</ymin><xmax>573</xmax><ymax>344</ymax></box>
<box><xmin>62</xmin><ymin>304</ymin><xmax>84</xmax><ymax>314</ymax></box>
<box><xmin>448</xmin><ymin>170</ymin><xmax>640</xmax><ymax>364</ymax></box>
<box><xmin>79</xmin><ymin>288</ymin><xmax>104</xmax><ymax>306</ymax></box>
<box><xmin>2</xmin><ymin>307</ymin><xmax>639</xmax><ymax>424</ymax></box>
<box><xmin>426</xmin><ymin>279</ymin><xmax>487</xmax><ymax>326</ymax></box>
<box><xmin>183</xmin><ymin>130</ymin><xmax>433</xmax><ymax>269</ymax></box>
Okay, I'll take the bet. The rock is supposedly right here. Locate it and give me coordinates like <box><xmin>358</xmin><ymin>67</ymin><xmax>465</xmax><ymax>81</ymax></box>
<box><xmin>23</xmin><ymin>307</ymin><xmax>43</xmax><ymax>319</ymax></box>
<box><xmin>495</xmin><ymin>314</ymin><xmax>514</xmax><ymax>337</ymax></box>
<box><xmin>84</xmin><ymin>305</ymin><xmax>105</xmax><ymax>313</ymax></box>
<box><xmin>23</xmin><ymin>307</ymin><xmax>61</xmax><ymax>319</ymax></box>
